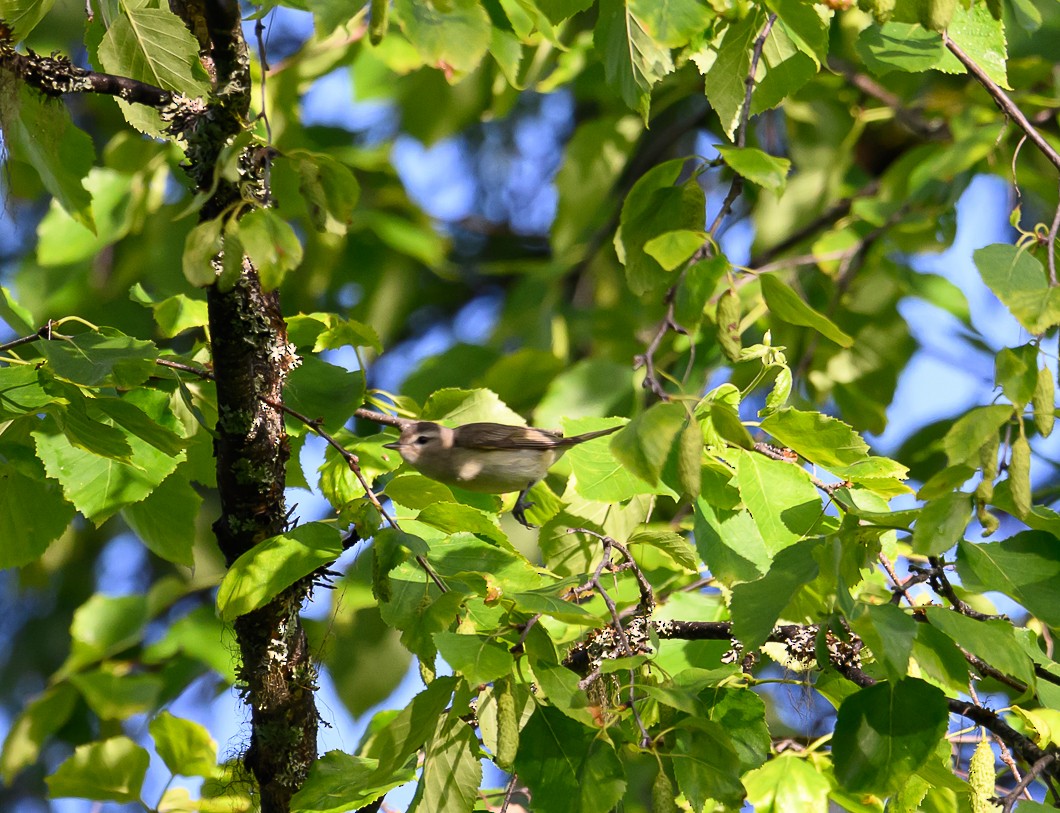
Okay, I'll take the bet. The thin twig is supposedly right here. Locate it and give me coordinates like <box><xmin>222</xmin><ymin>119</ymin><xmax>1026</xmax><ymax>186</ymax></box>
<box><xmin>1047</xmin><ymin>179</ymin><xmax>1060</xmax><ymax>287</ymax></box>
<box><xmin>498</xmin><ymin>773</ymin><xmax>520</xmax><ymax>813</ymax></box>
<box><xmin>633</xmin><ymin>289</ymin><xmax>684</xmax><ymax>401</ymax></box>
<box><xmin>997</xmin><ymin>753</ymin><xmax>1057</xmax><ymax>813</ymax></box>
<box><xmin>878</xmin><ymin>552</ymin><xmax>913</xmax><ymax>606</ymax></box>
<box><xmin>752</xmin><ymin>441</ymin><xmax>850</xmax><ymax>495</ymax></box>
<box><xmin>829</xmin><ymin>58</ymin><xmax>949</xmax><ymax>140</ymax></box>
<box><xmin>927</xmin><ymin>556</ymin><xmax>1001</xmax><ymax>621</ymax></box>
<box><xmin>942</xmin><ymin>34</ymin><xmax>1060</xmax><ymax>173</ymax></box>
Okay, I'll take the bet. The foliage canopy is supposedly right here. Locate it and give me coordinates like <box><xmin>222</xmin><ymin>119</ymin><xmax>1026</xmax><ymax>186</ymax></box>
<box><xmin>1</xmin><ymin>0</ymin><xmax>1059</xmax><ymax>812</ymax></box>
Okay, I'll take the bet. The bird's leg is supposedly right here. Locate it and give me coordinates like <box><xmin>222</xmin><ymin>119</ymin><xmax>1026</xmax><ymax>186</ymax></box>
<box><xmin>512</xmin><ymin>483</ymin><xmax>536</xmax><ymax>528</ymax></box>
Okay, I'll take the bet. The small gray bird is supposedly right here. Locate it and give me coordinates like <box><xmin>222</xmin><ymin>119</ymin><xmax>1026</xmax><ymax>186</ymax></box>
<box><xmin>383</xmin><ymin>420</ymin><xmax>620</xmax><ymax>527</ymax></box>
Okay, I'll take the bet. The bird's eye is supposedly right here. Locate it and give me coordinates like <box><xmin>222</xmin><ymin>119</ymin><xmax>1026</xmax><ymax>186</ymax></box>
<box><xmin>415</xmin><ymin>435</ymin><xmax>430</xmax><ymax>445</ymax></box>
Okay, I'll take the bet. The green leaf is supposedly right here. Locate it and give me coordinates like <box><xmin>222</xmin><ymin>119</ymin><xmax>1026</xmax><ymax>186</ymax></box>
<box><xmin>216</xmin><ymin>523</ymin><xmax>344</xmax><ymax>621</ymax></box>
<box><xmin>39</xmin><ymin>328</ymin><xmax>158</xmax><ymax>388</ymax></box>
<box><xmin>627</xmin><ymin>530</ymin><xmax>699</xmax><ymax>572</ymax></box>
<box><xmin>942</xmin><ymin>404</ymin><xmax>1013</xmax><ymax>466</ymax></box>
<box><xmin>287</xmin><ymin>312</ymin><xmax>382</xmax><ymax>353</ymax></box>
<box><xmin>672</xmin><ymin>721</ymin><xmax>746</xmax><ymax>809</ymax></box>
<box><xmin>515</xmin><ymin>706</ymin><xmax>626</xmax><ymax>813</ymax></box>
<box><xmin>130</xmin><ymin>285</ymin><xmax>209</xmax><ymax>338</ymax></box>
<box><xmin>284</xmin><ymin>355</ymin><xmax>364</xmax><ymax>433</ymax></box>
<box><xmin>429</xmin><ymin>532</ymin><xmax>543</xmax><ymax>593</ymax></box>
<box><xmin>291</xmin><ymin>152</ymin><xmax>360</xmax><ymax>234</ymax></box>
<box><xmin>433</xmin><ymin>632</ymin><xmax>514</xmax><ymax>685</ymax></box>
<box><xmin>559</xmin><ymin>417</ymin><xmax>652</xmax><ymax>502</ymax></box>
<box><xmin>237</xmin><ymin>208</ymin><xmax>304</xmax><ymax>291</ymax></box>
<box><xmin>36</xmin><ymin>169</ymin><xmax>136</xmax><ymax>265</ymax></box>
<box><xmin>54</xmin><ymin>400</ymin><xmax>133</xmax><ymax>461</ymax></box>
<box><xmin>64</xmin><ymin>593</ymin><xmax>148</xmax><ymax>673</ymax></box>
<box><xmin>975</xmin><ymin>244</ymin><xmax>1060</xmax><ymax>334</ymax></box>
<box><xmin>716</xmin><ymin>146</ymin><xmax>791</xmax><ymax>193</ymax></box>
<box><xmin>33</xmin><ymin>406</ymin><xmax>185</xmax><ymax>527</ymax></box>
<box><xmin>750</xmin><ymin>25</ymin><xmax>818</xmax><ymax>115</ymax></box>
<box><xmin>925</xmin><ymin>607</ymin><xmax>1034</xmax><ymax>686</ymax></box>
<box><xmin>643</xmin><ymin>230</ymin><xmax>707</xmax><ymax>271</ymax></box>
<box><xmin>510</xmin><ymin>588</ymin><xmax>596</xmax><ymax>623</ymax></box>
<box><xmin>97</xmin><ymin>7</ymin><xmax>211</xmax><ymax>134</ymax></box>
<box><xmin>911</xmin><ymin>622</ymin><xmax>972</xmax><ymax>693</ymax></box>
<box><xmin>730</xmin><ymin>539</ymin><xmax>822</xmax><ymax>650</ymax></box>
<box><xmin>149</xmin><ymin>712</ymin><xmax>218</xmax><ymax>779</ymax></box>
<box><xmin>182</xmin><ymin>217</ymin><xmax>224</xmax><ymax>287</ymax></box>
<box><xmin>994</xmin><ymin>343</ymin><xmax>1038</xmax><ymax>407</ymax></box>
<box><xmin>0</xmin><ymin>459</ymin><xmax>75</xmax><ymax>568</ymax></box>
<box><xmin>409</xmin><ymin>712</ymin><xmax>482</xmax><ymax>813</ymax></box>
<box><xmin>609</xmin><ymin>402</ymin><xmax>687</xmax><ymax>487</ymax></box>
<box><xmin>935</xmin><ymin>2</ymin><xmax>1009</xmax><ymax>88</ymax></box>
<box><xmin>291</xmin><ymin>751</ymin><xmax>413</xmax><ymax>813</ymax></box>
<box><xmin>0</xmin><ymin>82</ymin><xmax>94</xmax><ymax>228</ymax></box>
<box><xmin>832</xmin><ymin>678</ymin><xmax>948</xmax><ymax>794</ymax></box>
<box><xmin>46</xmin><ymin>736</ymin><xmax>149</xmax><ymax>803</ymax></box>
<box><xmin>1010</xmin><ymin>707</ymin><xmax>1060</xmax><ymax>749</ymax></box>
<box><xmin>359</xmin><ymin>676</ymin><xmax>459</xmax><ymax>778</ymax></box>
<box><xmin>855</xmin><ymin>22</ymin><xmax>943</xmax><ymax>75</ymax></box>
<box><xmin>760</xmin><ymin>408</ymin><xmax>870</xmax><ymax>469</ymax></box>
<box><xmin>848</xmin><ymin>603</ymin><xmax>916</xmax><ymax>681</ymax></box>
<box><xmin>694</xmin><ymin>496</ymin><xmax>772</xmax><ymax>584</ymax></box>
<box><xmin>393</xmin><ymin>0</ymin><xmax>491</xmax><ymax>76</ymax></box>
<box><xmin>674</xmin><ymin>254</ymin><xmax>729</xmax><ymax>330</ymax></box>
<box><xmin>594</xmin><ymin>0</ymin><xmax>674</xmax><ymax>121</ymax></box>
<box><xmin>0</xmin><ymin>0</ymin><xmax>56</xmax><ymax>41</ymax></box>
<box><xmin>97</xmin><ymin>8</ymin><xmax>210</xmax><ymax>96</ymax></box>
<box><xmin>122</xmin><ymin>472</ymin><xmax>201</xmax><ymax>566</ymax></box>
<box><xmin>760</xmin><ymin>274</ymin><xmax>854</xmax><ymax>347</ymax></box>
<box><xmin>744</xmin><ymin>753</ymin><xmax>831</xmax><ymax>812</ymax></box>
<box><xmin>911</xmin><ymin>492</ymin><xmax>971</xmax><ymax>556</ymax></box>
<box><xmin>0</xmin><ymin>366</ymin><xmax>65</xmax><ymax>421</ymax></box>
<box><xmin>734</xmin><ymin>448</ymin><xmax>824</xmax><ymax>549</ymax></box>
<box><xmin>0</xmin><ymin>683</ymin><xmax>78</xmax><ymax>783</ymax></box>
<box><xmin>699</xmin><ymin>12</ymin><xmax>761</xmax><ymax>138</ymax></box>
<box><xmin>957</xmin><ymin>532</ymin><xmax>1060</xmax><ymax>626</ymax></box>
<box><xmin>617</xmin><ymin>159</ymin><xmax>706</xmax><ymax>296</ymax></box>
<box><xmin>763</xmin><ymin>0</ymin><xmax>829</xmax><ymax>65</ymax></box>
<box><xmin>628</xmin><ymin>0</ymin><xmax>714</xmax><ymax>47</ymax></box>
<box><xmin>93</xmin><ymin>395</ymin><xmax>186</xmax><ymax>456</ymax></box>
<box><xmin>0</xmin><ymin>285</ymin><xmax>34</xmax><ymax>334</ymax></box>
<box><xmin>69</xmin><ymin>668</ymin><xmax>162</xmax><ymax>719</ymax></box>
<box><xmin>482</xmin><ymin>349</ymin><xmax>566</xmax><ymax>413</ymax></box>
<box><xmin>422</xmin><ymin>387</ymin><xmax>525</xmax><ymax>425</ymax></box>
<box><xmin>708</xmin><ymin>401</ymin><xmax>755</xmax><ymax>449</ymax></box>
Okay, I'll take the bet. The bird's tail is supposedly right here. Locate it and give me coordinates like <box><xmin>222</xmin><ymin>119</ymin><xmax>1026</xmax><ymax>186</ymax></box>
<box><xmin>562</xmin><ymin>424</ymin><xmax>623</xmax><ymax>446</ymax></box>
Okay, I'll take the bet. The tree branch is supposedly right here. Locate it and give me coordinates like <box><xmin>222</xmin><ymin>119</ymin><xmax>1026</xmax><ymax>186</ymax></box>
<box><xmin>0</xmin><ymin>42</ymin><xmax>173</xmax><ymax>108</ymax></box>
<box><xmin>942</xmin><ymin>34</ymin><xmax>1060</xmax><ymax>173</ymax></box>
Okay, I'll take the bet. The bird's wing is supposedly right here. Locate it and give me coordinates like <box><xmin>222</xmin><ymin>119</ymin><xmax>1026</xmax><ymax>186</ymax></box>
<box><xmin>454</xmin><ymin>423</ymin><xmax>563</xmax><ymax>450</ymax></box>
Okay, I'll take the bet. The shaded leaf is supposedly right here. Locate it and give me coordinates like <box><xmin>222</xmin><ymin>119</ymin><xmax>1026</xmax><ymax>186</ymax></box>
<box><xmin>832</xmin><ymin>678</ymin><xmax>947</xmax><ymax>793</ymax></box>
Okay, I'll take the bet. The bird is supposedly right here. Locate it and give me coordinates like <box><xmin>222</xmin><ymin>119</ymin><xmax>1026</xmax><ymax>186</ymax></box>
<box><xmin>382</xmin><ymin>420</ymin><xmax>621</xmax><ymax>527</ymax></box>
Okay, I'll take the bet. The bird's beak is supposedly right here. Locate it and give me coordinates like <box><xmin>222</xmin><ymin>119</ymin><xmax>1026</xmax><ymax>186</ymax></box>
<box><xmin>382</xmin><ymin>440</ymin><xmax>401</xmax><ymax>450</ymax></box>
